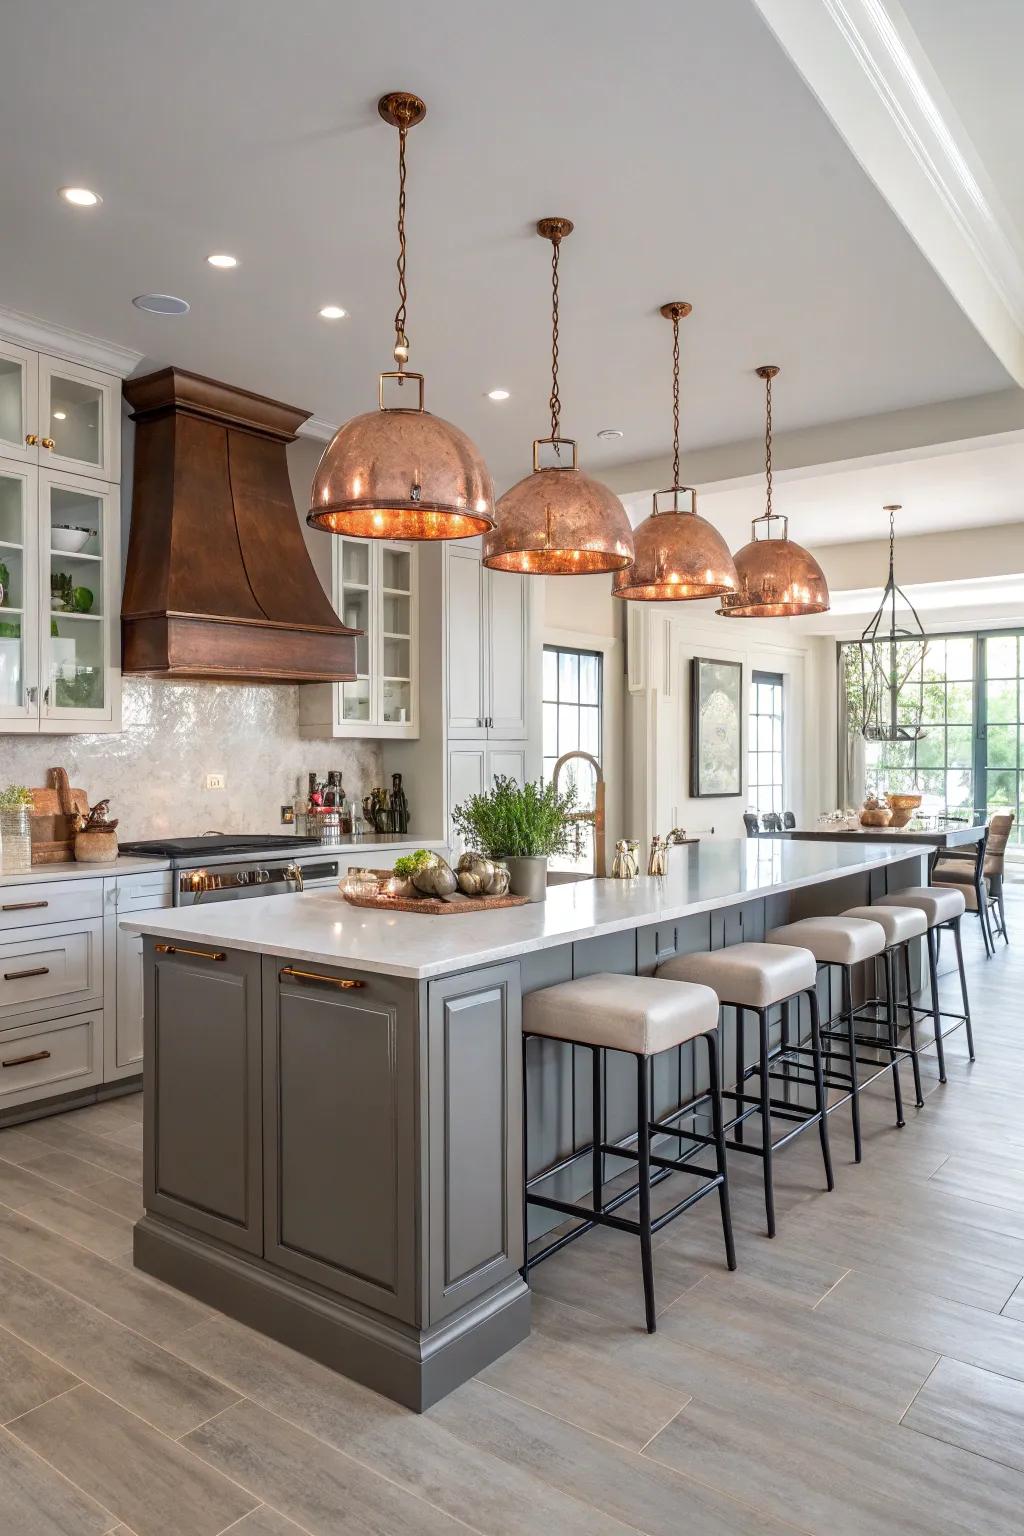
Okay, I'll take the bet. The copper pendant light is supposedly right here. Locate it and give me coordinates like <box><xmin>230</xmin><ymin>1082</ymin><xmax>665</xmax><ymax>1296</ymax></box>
<box><xmin>613</xmin><ymin>303</ymin><xmax>737</xmax><ymax>602</ymax></box>
<box><xmin>482</xmin><ymin>218</ymin><xmax>633</xmax><ymax>575</ymax></box>
<box><xmin>717</xmin><ymin>366</ymin><xmax>829</xmax><ymax>618</ymax></box>
<box><xmin>308</xmin><ymin>93</ymin><xmax>494</xmax><ymax>541</ymax></box>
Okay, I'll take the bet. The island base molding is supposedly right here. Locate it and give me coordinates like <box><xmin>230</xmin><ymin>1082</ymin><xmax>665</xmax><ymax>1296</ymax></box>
<box><xmin>134</xmin><ymin>1215</ymin><xmax>531</xmax><ymax>1412</ymax></box>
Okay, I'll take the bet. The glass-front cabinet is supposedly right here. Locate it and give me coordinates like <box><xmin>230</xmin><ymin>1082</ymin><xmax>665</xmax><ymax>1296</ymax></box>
<box><xmin>0</xmin><ymin>342</ymin><xmax>118</xmax><ymax>482</ymax></box>
<box><xmin>0</xmin><ymin>460</ymin><xmax>118</xmax><ymax>733</ymax></box>
<box><xmin>299</xmin><ymin>536</ymin><xmax>418</xmax><ymax>740</ymax></box>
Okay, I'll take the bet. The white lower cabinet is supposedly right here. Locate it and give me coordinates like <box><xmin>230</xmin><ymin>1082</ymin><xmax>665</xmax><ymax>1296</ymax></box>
<box><xmin>447</xmin><ymin>744</ymin><xmax>528</xmax><ymax>841</ymax></box>
<box><xmin>104</xmin><ymin>870</ymin><xmax>173</xmax><ymax>1082</ymax></box>
<box><xmin>0</xmin><ymin>1010</ymin><xmax>102</xmax><ymax>1111</ymax></box>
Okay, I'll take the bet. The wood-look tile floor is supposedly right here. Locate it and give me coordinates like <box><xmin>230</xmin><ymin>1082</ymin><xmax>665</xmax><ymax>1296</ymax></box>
<box><xmin>1</xmin><ymin>897</ymin><xmax>1022</xmax><ymax>1534</ymax></box>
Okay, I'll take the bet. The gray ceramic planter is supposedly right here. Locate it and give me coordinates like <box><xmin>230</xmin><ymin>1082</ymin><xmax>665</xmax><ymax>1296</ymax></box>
<box><xmin>503</xmin><ymin>856</ymin><xmax>548</xmax><ymax>903</ymax></box>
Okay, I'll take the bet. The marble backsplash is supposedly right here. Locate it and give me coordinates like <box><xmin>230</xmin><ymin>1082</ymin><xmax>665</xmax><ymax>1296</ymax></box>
<box><xmin>0</xmin><ymin>678</ymin><xmax>383</xmax><ymax>841</ymax></box>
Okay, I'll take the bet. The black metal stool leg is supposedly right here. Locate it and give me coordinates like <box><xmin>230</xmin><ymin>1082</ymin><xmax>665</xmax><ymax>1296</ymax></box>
<box><xmin>706</xmin><ymin>1030</ymin><xmax>736</xmax><ymax>1271</ymax></box>
<box><xmin>899</xmin><ymin>942</ymin><xmax>923</xmax><ymax>1109</ymax></box>
<box><xmin>926</xmin><ymin>927</ymin><xmax>947</xmax><ymax>1082</ymax></box>
<box><xmin>735</xmin><ymin>1007</ymin><xmax>745</xmax><ymax>1145</ymax></box>
<box><xmin>808</xmin><ymin>987</ymin><xmax>835</xmax><ymax>1192</ymax></box>
<box><xmin>758</xmin><ymin>1008</ymin><xmax>776</xmax><ymax>1237</ymax></box>
<box><xmin>521</xmin><ymin>1034</ymin><xmax>530</xmax><ymax>1275</ymax></box>
<box><xmin>840</xmin><ymin>965</ymin><xmax>863</xmax><ymax>1160</ymax></box>
<box><xmin>636</xmin><ymin>1053</ymin><xmax>656</xmax><ymax>1333</ymax></box>
<box><xmin>951</xmin><ymin>917</ymin><xmax>975</xmax><ymax>1060</ymax></box>
<box><xmin>591</xmin><ymin>1044</ymin><xmax>604</xmax><ymax>1212</ymax></box>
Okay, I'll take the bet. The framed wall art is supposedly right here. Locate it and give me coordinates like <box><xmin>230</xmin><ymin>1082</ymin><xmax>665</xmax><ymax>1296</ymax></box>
<box><xmin>690</xmin><ymin>656</ymin><xmax>743</xmax><ymax>798</ymax></box>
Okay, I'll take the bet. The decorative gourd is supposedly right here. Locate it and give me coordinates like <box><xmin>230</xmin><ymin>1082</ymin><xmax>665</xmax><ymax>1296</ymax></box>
<box><xmin>411</xmin><ymin>853</ymin><xmax>457</xmax><ymax>899</ymax></box>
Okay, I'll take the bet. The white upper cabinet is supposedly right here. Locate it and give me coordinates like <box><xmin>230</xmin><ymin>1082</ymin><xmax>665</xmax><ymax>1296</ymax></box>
<box><xmin>0</xmin><ymin>459</ymin><xmax>39</xmax><ymax>724</ymax></box>
<box><xmin>445</xmin><ymin>543</ymin><xmax>530</xmax><ymax>741</ymax></box>
<box><xmin>300</xmin><ymin>535</ymin><xmax>419</xmax><ymax>739</ymax></box>
<box><xmin>0</xmin><ymin>341</ymin><xmax>118</xmax><ymax>482</ymax></box>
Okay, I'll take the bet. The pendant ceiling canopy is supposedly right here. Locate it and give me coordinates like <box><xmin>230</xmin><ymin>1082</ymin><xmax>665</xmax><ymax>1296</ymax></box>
<box><xmin>613</xmin><ymin>303</ymin><xmax>737</xmax><ymax>602</ymax></box>
<box><xmin>482</xmin><ymin>218</ymin><xmax>634</xmax><ymax>575</ymax></box>
<box><xmin>308</xmin><ymin>92</ymin><xmax>494</xmax><ymax>541</ymax></box>
<box><xmin>856</xmin><ymin>504</ymin><xmax>927</xmax><ymax>742</ymax></box>
<box><xmin>718</xmin><ymin>366</ymin><xmax>829</xmax><ymax>619</ymax></box>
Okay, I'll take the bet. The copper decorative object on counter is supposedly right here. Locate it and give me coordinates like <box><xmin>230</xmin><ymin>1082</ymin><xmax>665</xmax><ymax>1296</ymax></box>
<box><xmin>483</xmin><ymin>219</ymin><xmax>633</xmax><ymax>575</ymax></box>
<box><xmin>614</xmin><ymin>304</ymin><xmax>737</xmax><ymax>602</ymax></box>
<box><xmin>308</xmin><ymin>93</ymin><xmax>494</xmax><ymax>542</ymax></box>
<box><xmin>718</xmin><ymin>366</ymin><xmax>829</xmax><ymax>619</ymax></box>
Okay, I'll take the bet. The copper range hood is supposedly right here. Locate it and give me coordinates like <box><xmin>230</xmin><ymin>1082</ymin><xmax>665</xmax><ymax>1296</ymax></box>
<box><xmin>121</xmin><ymin>368</ymin><xmax>359</xmax><ymax>682</ymax></box>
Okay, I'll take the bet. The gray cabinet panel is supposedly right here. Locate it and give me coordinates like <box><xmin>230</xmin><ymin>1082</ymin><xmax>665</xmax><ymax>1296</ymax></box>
<box><xmin>144</xmin><ymin>942</ymin><xmax>262</xmax><ymax>1254</ymax></box>
<box><xmin>263</xmin><ymin>962</ymin><xmax>416</xmax><ymax>1323</ymax></box>
<box><xmin>427</xmin><ymin>962</ymin><xmax>522</xmax><ymax>1324</ymax></box>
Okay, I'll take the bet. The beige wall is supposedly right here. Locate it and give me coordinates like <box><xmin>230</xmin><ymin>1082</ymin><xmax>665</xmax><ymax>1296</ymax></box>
<box><xmin>812</xmin><ymin>520</ymin><xmax>1024</xmax><ymax>591</ymax></box>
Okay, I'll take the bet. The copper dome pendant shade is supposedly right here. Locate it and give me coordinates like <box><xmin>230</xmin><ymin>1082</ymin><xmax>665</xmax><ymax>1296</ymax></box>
<box><xmin>613</xmin><ymin>303</ymin><xmax>737</xmax><ymax>602</ymax></box>
<box><xmin>717</xmin><ymin>366</ymin><xmax>829</xmax><ymax>618</ymax></box>
<box><xmin>308</xmin><ymin>93</ymin><xmax>494</xmax><ymax>542</ymax></box>
<box><xmin>482</xmin><ymin>219</ymin><xmax>633</xmax><ymax>575</ymax></box>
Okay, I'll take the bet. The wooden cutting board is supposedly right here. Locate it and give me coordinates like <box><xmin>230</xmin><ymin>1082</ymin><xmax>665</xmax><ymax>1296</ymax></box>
<box><xmin>30</xmin><ymin>767</ymin><xmax>88</xmax><ymax>864</ymax></box>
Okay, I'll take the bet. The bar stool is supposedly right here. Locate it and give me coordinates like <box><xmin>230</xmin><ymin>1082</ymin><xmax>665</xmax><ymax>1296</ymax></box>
<box><xmin>841</xmin><ymin>903</ymin><xmax>927</xmax><ymax>1108</ymax></box>
<box><xmin>764</xmin><ymin>916</ymin><xmax>891</xmax><ymax>1163</ymax></box>
<box><xmin>873</xmin><ymin>886</ymin><xmax>972</xmax><ymax>1080</ymax></box>
<box><xmin>656</xmin><ymin>943</ymin><xmax>833</xmax><ymax>1238</ymax></box>
<box><xmin>522</xmin><ymin>972</ymin><xmax>736</xmax><ymax>1333</ymax></box>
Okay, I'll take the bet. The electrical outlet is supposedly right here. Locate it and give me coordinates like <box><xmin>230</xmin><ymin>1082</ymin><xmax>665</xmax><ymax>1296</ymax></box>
<box><xmin>205</xmin><ymin>772</ymin><xmax>226</xmax><ymax>791</ymax></box>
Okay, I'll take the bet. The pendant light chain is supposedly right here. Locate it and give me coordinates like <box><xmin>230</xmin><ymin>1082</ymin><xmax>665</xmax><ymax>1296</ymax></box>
<box><xmin>763</xmin><ymin>367</ymin><xmax>773</xmax><ymax>520</ymax></box>
<box><xmin>548</xmin><ymin>234</ymin><xmax>561</xmax><ymax>441</ymax></box>
<box><xmin>394</xmin><ymin>122</ymin><xmax>410</xmax><ymax>372</ymax></box>
<box><xmin>671</xmin><ymin>312</ymin><xmax>681</xmax><ymax>489</ymax></box>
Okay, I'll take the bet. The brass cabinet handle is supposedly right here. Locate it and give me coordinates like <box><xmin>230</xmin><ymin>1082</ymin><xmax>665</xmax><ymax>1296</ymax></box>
<box><xmin>3</xmin><ymin>966</ymin><xmax>50</xmax><ymax>981</ymax></box>
<box><xmin>279</xmin><ymin>966</ymin><xmax>366</xmax><ymax>990</ymax></box>
<box><xmin>25</xmin><ymin>433</ymin><xmax>38</xmax><ymax>446</ymax></box>
<box><xmin>2</xmin><ymin>900</ymin><xmax>48</xmax><ymax>913</ymax></box>
<box><xmin>2</xmin><ymin>1049</ymin><xmax>51</xmax><ymax>1069</ymax></box>
<box><xmin>41</xmin><ymin>436</ymin><xmax>56</xmax><ymax>451</ymax></box>
<box><xmin>155</xmin><ymin>942</ymin><xmax>227</xmax><ymax>962</ymax></box>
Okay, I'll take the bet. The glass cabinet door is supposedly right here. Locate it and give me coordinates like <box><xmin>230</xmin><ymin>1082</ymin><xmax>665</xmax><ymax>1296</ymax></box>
<box><xmin>337</xmin><ymin>537</ymin><xmax>371</xmax><ymax>724</ymax></box>
<box><xmin>0</xmin><ymin>342</ymin><xmax>38</xmax><ymax>463</ymax></box>
<box><xmin>0</xmin><ymin>461</ymin><xmax>38</xmax><ymax>720</ymax></box>
<box><xmin>380</xmin><ymin>544</ymin><xmax>413</xmax><ymax>727</ymax></box>
<box><xmin>38</xmin><ymin>357</ymin><xmax>117</xmax><ymax>482</ymax></box>
<box><xmin>39</xmin><ymin>472</ymin><xmax>113</xmax><ymax>722</ymax></box>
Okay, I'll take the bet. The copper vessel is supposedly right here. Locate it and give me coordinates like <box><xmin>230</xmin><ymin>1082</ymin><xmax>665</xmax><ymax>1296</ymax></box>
<box><xmin>613</xmin><ymin>487</ymin><xmax>737</xmax><ymax>600</ymax></box>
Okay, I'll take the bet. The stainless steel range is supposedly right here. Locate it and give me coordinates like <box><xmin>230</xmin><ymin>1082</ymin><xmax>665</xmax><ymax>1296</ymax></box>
<box><xmin>117</xmin><ymin>834</ymin><xmax>344</xmax><ymax>905</ymax></box>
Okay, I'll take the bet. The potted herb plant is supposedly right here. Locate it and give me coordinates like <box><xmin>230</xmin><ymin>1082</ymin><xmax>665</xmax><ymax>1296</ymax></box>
<box><xmin>451</xmin><ymin>775</ymin><xmax>578</xmax><ymax>902</ymax></box>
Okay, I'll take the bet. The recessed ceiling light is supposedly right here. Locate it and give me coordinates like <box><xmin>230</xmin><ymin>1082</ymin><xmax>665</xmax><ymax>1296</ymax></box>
<box><xmin>319</xmin><ymin>305</ymin><xmax>348</xmax><ymax>320</ymax></box>
<box><xmin>52</xmin><ymin>411</ymin><xmax>67</xmax><ymax>421</ymax></box>
<box><xmin>487</xmin><ymin>389</ymin><xmax>510</xmax><ymax>401</ymax></box>
<box><xmin>132</xmin><ymin>293</ymin><xmax>191</xmax><ymax>316</ymax></box>
<box><xmin>59</xmin><ymin>186</ymin><xmax>101</xmax><ymax>207</ymax></box>
<box><xmin>597</xmin><ymin>427</ymin><xmax>624</xmax><ymax>439</ymax></box>
<box><xmin>207</xmin><ymin>253</ymin><xmax>238</xmax><ymax>269</ymax></box>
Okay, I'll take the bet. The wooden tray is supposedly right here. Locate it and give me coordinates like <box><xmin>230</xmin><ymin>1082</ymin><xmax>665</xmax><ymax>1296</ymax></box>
<box><xmin>342</xmin><ymin>889</ymin><xmax>529</xmax><ymax>916</ymax></box>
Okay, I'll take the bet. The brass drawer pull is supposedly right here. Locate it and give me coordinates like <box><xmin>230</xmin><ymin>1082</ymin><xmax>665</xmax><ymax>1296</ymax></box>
<box><xmin>2</xmin><ymin>900</ymin><xmax>49</xmax><ymax>913</ymax></box>
<box><xmin>280</xmin><ymin>966</ymin><xmax>366</xmax><ymax>991</ymax></box>
<box><xmin>2</xmin><ymin>1049</ymin><xmax>51</xmax><ymax>1069</ymax></box>
<box><xmin>155</xmin><ymin>943</ymin><xmax>227</xmax><ymax>962</ymax></box>
<box><xmin>3</xmin><ymin>967</ymin><xmax>50</xmax><ymax>981</ymax></box>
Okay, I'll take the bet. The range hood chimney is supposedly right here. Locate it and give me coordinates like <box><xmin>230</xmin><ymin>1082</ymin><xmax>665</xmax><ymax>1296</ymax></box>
<box><xmin>121</xmin><ymin>368</ymin><xmax>358</xmax><ymax>682</ymax></box>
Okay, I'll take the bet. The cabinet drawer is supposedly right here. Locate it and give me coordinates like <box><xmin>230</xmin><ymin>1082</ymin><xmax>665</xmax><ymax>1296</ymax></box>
<box><xmin>0</xmin><ymin>1011</ymin><xmax>102</xmax><ymax>1109</ymax></box>
<box><xmin>116</xmin><ymin>872</ymin><xmax>174</xmax><ymax>908</ymax></box>
<box><xmin>0</xmin><ymin>920</ymin><xmax>102</xmax><ymax>1016</ymax></box>
<box><xmin>0</xmin><ymin>880</ymin><xmax>103</xmax><ymax>931</ymax></box>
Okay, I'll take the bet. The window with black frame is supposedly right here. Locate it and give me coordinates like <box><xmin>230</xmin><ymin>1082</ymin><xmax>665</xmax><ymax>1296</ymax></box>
<box><xmin>542</xmin><ymin>645</ymin><xmax>602</xmax><ymax>871</ymax></box>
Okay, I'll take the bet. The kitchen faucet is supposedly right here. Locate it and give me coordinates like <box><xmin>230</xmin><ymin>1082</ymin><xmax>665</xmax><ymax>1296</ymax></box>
<box><xmin>552</xmin><ymin>751</ymin><xmax>607</xmax><ymax>878</ymax></box>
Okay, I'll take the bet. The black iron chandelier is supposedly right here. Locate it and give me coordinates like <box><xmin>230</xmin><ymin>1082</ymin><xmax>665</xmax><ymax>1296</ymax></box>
<box><xmin>856</xmin><ymin>505</ymin><xmax>928</xmax><ymax>742</ymax></box>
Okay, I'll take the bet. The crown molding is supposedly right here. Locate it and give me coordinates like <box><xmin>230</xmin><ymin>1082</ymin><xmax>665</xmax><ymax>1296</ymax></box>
<box><xmin>0</xmin><ymin>304</ymin><xmax>143</xmax><ymax>378</ymax></box>
<box><xmin>296</xmin><ymin>416</ymin><xmax>338</xmax><ymax>442</ymax></box>
<box><xmin>751</xmin><ymin>0</ymin><xmax>1024</xmax><ymax>385</ymax></box>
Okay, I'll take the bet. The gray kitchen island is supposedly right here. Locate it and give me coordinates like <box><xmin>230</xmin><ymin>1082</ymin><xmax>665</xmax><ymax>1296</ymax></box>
<box><xmin>121</xmin><ymin>838</ymin><xmax>927</xmax><ymax>1410</ymax></box>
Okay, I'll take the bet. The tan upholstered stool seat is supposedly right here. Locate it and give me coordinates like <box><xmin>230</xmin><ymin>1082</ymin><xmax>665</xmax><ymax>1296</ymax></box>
<box><xmin>657</xmin><ymin>941</ymin><xmax>816</xmax><ymax>1009</ymax></box>
<box><xmin>842</xmin><ymin>904</ymin><xmax>926</xmax><ymax>945</ymax></box>
<box><xmin>925</xmin><ymin>879</ymin><xmax>979</xmax><ymax>911</ymax></box>
<box><xmin>766</xmin><ymin>916</ymin><xmax>885</xmax><ymax>966</ymax></box>
<box><xmin>523</xmin><ymin>972</ymin><xmax>720</xmax><ymax>1057</ymax></box>
<box><xmin>874</xmin><ymin>886</ymin><xmax>966</xmax><ymax>925</ymax></box>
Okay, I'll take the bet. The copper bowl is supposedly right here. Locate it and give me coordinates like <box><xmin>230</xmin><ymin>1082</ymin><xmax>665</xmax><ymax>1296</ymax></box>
<box><xmin>886</xmin><ymin>793</ymin><xmax>922</xmax><ymax>829</ymax></box>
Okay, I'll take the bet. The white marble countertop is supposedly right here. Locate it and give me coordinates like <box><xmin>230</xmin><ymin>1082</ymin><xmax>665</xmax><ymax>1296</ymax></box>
<box><xmin>119</xmin><ymin>838</ymin><xmax>926</xmax><ymax>980</ymax></box>
<box><xmin>0</xmin><ymin>855</ymin><xmax>171</xmax><ymax>887</ymax></box>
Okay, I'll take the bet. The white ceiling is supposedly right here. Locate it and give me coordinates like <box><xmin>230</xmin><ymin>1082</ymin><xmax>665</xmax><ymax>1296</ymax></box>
<box><xmin>0</xmin><ymin>0</ymin><xmax>1009</xmax><ymax>491</ymax></box>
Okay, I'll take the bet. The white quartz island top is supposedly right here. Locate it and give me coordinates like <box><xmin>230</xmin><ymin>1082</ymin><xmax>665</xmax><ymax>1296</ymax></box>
<box><xmin>119</xmin><ymin>838</ymin><xmax>924</xmax><ymax>981</ymax></box>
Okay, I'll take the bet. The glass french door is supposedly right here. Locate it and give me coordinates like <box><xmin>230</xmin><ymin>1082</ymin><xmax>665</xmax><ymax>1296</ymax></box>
<box><xmin>978</xmin><ymin>632</ymin><xmax>1024</xmax><ymax>847</ymax></box>
<box><xmin>0</xmin><ymin>460</ymin><xmax>38</xmax><ymax>720</ymax></box>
